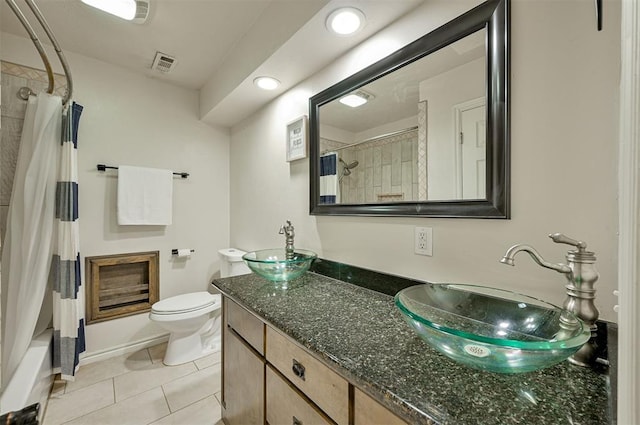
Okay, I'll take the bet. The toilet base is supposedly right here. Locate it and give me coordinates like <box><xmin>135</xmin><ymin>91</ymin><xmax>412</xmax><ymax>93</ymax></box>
<box><xmin>164</xmin><ymin>333</ymin><xmax>220</xmax><ymax>366</ymax></box>
<box><xmin>163</xmin><ymin>317</ymin><xmax>221</xmax><ymax>366</ymax></box>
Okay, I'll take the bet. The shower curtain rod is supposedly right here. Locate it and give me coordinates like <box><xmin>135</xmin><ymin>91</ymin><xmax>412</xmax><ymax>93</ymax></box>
<box><xmin>321</xmin><ymin>126</ymin><xmax>418</xmax><ymax>155</ymax></box>
<box><xmin>5</xmin><ymin>0</ymin><xmax>73</xmax><ymax>105</ymax></box>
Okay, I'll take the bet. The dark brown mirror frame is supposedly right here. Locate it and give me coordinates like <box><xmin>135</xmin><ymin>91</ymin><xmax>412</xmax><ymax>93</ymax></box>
<box><xmin>309</xmin><ymin>0</ymin><xmax>509</xmax><ymax>218</ymax></box>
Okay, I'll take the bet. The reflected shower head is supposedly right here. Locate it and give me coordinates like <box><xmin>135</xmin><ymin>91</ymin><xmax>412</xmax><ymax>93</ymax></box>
<box><xmin>340</xmin><ymin>158</ymin><xmax>359</xmax><ymax>169</ymax></box>
<box><xmin>338</xmin><ymin>158</ymin><xmax>359</xmax><ymax>182</ymax></box>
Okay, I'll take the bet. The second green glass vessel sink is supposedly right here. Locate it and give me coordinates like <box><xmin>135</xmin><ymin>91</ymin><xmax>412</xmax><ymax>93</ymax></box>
<box><xmin>242</xmin><ymin>249</ymin><xmax>317</xmax><ymax>282</ymax></box>
<box><xmin>395</xmin><ymin>284</ymin><xmax>590</xmax><ymax>374</ymax></box>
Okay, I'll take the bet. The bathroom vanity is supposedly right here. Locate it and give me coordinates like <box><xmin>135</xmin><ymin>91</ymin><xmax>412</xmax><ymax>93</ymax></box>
<box><xmin>221</xmin><ymin>297</ymin><xmax>402</xmax><ymax>425</ymax></box>
<box><xmin>212</xmin><ymin>262</ymin><xmax>613</xmax><ymax>424</ymax></box>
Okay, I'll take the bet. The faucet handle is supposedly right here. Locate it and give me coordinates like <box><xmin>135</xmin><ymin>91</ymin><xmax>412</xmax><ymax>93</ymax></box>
<box><xmin>549</xmin><ymin>233</ymin><xmax>587</xmax><ymax>251</ymax></box>
<box><xmin>279</xmin><ymin>220</ymin><xmax>294</xmax><ymax>236</ymax></box>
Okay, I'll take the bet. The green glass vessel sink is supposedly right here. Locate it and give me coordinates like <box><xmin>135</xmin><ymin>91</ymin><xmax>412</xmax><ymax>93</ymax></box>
<box><xmin>395</xmin><ymin>284</ymin><xmax>590</xmax><ymax>374</ymax></box>
<box><xmin>242</xmin><ymin>249</ymin><xmax>317</xmax><ymax>282</ymax></box>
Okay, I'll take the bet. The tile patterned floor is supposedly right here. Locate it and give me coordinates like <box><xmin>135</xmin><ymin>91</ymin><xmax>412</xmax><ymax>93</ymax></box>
<box><xmin>43</xmin><ymin>343</ymin><xmax>223</xmax><ymax>425</ymax></box>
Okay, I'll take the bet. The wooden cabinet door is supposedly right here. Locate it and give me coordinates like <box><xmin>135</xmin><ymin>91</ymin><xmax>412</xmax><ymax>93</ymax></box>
<box><xmin>354</xmin><ymin>388</ymin><xmax>407</xmax><ymax>425</ymax></box>
<box><xmin>223</xmin><ymin>322</ymin><xmax>264</xmax><ymax>425</ymax></box>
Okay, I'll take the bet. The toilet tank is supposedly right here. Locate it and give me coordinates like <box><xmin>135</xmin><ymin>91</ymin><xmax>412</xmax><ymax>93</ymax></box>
<box><xmin>218</xmin><ymin>248</ymin><xmax>250</xmax><ymax>277</ymax></box>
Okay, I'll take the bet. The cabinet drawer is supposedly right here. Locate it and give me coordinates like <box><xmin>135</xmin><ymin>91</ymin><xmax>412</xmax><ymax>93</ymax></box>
<box><xmin>226</xmin><ymin>298</ymin><xmax>264</xmax><ymax>355</ymax></box>
<box><xmin>267</xmin><ymin>365</ymin><xmax>332</xmax><ymax>425</ymax></box>
<box><xmin>354</xmin><ymin>388</ymin><xmax>407</xmax><ymax>425</ymax></box>
<box><xmin>266</xmin><ymin>326</ymin><xmax>348</xmax><ymax>425</ymax></box>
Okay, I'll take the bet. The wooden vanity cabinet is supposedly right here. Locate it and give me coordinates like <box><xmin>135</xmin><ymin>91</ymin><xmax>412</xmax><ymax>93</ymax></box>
<box><xmin>221</xmin><ymin>296</ymin><xmax>408</xmax><ymax>425</ymax></box>
<box><xmin>222</xmin><ymin>298</ymin><xmax>265</xmax><ymax>425</ymax></box>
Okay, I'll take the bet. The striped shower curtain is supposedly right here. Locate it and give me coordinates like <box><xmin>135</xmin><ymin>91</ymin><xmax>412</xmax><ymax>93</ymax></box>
<box><xmin>51</xmin><ymin>101</ymin><xmax>85</xmax><ymax>380</ymax></box>
<box><xmin>320</xmin><ymin>152</ymin><xmax>338</xmax><ymax>204</ymax></box>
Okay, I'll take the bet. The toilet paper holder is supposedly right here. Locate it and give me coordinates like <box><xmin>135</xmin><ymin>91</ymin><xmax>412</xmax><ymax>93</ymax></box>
<box><xmin>171</xmin><ymin>249</ymin><xmax>195</xmax><ymax>256</ymax></box>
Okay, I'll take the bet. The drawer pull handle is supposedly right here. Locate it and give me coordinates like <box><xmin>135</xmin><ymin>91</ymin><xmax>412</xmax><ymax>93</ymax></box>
<box><xmin>293</xmin><ymin>416</ymin><xmax>303</xmax><ymax>425</ymax></box>
<box><xmin>292</xmin><ymin>359</ymin><xmax>306</xmax><ymax>380</ymax></box>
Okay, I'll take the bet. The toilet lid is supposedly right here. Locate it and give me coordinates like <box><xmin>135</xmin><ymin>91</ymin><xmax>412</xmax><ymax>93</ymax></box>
<box><xmin>152</xmin><ymin>292</ymin><xmax>217</xmax><ymax>314</ymax></box>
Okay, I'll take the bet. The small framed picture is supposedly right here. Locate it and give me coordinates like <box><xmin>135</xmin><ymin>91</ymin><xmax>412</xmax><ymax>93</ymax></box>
<box><xmin>286</xmin><ymin>115</ymin><xmax>308</xmax><ymax>162</ymax></box>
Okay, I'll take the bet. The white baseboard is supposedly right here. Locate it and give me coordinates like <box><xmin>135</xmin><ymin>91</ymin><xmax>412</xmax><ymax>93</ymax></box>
<box><xmin>79</xmin><ymin>334</ymin><xmax>170</xmax><ymax>366</ymax></box>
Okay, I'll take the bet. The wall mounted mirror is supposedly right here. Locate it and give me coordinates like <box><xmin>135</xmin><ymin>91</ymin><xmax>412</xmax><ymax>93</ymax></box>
<box><xmin>309</xmin><ymin>0</ymin><xmax>509</xmax><ymax>218</ymax></box>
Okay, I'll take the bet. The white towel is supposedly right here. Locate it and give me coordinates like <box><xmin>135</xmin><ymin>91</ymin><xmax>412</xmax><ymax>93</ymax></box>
<box><xmin>117</xmin><ymin>165</ymin><xmax>173</xmax><ymax>225</ymax></box>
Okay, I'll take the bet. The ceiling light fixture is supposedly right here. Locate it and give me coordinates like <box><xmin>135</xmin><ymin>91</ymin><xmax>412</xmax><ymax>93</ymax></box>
<box><xmin>81</xmin><ymin>0</ymin><xmax>149</xmax><ymax>23</ymax></box>
<box><xmin>339</xmin><ymin>90</ymin><xmax>373</xmax><ymax>108</ymax></box>
<box><xmin>326</xmin><ymin>7</ymin><xmax>365</xmax><ymax>36</ymax></box>
<box><xmin>253</xmin><ymin>76</ymin><xmax>280</xmax><ymax>91</ymax></box>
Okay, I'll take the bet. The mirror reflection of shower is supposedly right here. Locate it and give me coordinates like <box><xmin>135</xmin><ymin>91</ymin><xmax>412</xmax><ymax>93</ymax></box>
<box><xmin>339</xmin><ymin>158</ymin><xmax>359</xmax><ymax>182</ymax></box>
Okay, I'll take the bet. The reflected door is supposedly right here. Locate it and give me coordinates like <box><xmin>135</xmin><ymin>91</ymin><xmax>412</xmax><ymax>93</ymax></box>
<box><xmin>457</xmin><ymin>101</ymin><xmax>486</xmax><ymax>199</ymax></box>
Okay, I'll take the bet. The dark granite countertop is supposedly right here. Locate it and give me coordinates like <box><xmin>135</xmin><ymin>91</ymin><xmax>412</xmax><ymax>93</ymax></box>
<box><xmin>212</xmin><ymin>268</ymin><xmax>611</xmax><ymax>425</ymax></box>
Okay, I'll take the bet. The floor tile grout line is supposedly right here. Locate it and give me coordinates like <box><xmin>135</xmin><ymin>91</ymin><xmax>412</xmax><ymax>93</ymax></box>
<box><xmin>156</xmin><ymin>361</ymin><xmax>206</xmax><ymax>412</ymax></box>
<box><xmin>113</xmin><ymin>363</ymin><xmax>200</xmax><ymax>404</ymax></box>
<box><xmin>154</xmin><ymin>383</ymin><xmax>173</xmax><ymax>423</ymax></box>
<box><xmin>146</xmin><ymin>389</ymin><xmax>223</xmax><ymax>425</ymax></box>
<box><xmin>157</xmin><ymin>390</ymin><xmax>222</xmax><ymax>423</ymax></box>
<box><xmin>112</xmin><ymin>377</ymin><xmax>116</xmax><ymax>408</ymax></box>
<box><xmin>46</xmin><ymin>344</ymin><xmax>221</xmax><ymax>424</ymax></box>
<box><xmin>50</xmin><ymin>369</ymin><xmax>222</xmax><ymax>425</ymax></box>
<box><xmin>194</xmin><ymin>357</ymin><xmax>222</xmax><ymax>371</ymax></box>
<box><xmin>62</xmin><ymin>351</ymin><xmax>157</xmax><ymax>395</ymax></box>
<box><xmin>145</xmin><ymin>346</ymin><xmax>153</xmax><ymax>363</ymax></box>
<box><xmin>51</xmin><ymin>378</ymin><xmax>117</xmax><ymax>425</ymax></box>
<box><xmin>158</xmin><ymin>361</ymin><xmax>220</xmax><ymax>415</ymax></box>
<box><xmin>58</xmin><ymin>385</ymin><xmax>164</xmax><ymax>425</ymax></box>
<box><xmin>63</xmin><ymin>373</ymin><xmax>127</xmax><ymax>397</ymax></box>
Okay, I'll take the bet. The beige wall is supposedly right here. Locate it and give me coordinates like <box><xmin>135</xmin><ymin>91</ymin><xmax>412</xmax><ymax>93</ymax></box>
<box><xmin>230</xmin><ymin>0</ymin><xmax>621</xmax><ymax>322</ymax></box>
<box><xmin>1</xmin><ymin>33</ymin><xmax>231</xmax><ymax>355</ymax></box>
<box><xmin>420</xmin><ymin>58</ymin><xmax>485</xmax><ymax>200</ymax></box>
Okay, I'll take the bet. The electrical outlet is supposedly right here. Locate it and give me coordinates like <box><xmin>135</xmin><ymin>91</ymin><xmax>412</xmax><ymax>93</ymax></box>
<box><xmin>414</xmin><ymin>227</ymin><xmax>433</xmax><ymax>256</ymax></box>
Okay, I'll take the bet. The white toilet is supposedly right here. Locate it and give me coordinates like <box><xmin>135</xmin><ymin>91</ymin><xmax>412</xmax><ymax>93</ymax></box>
<box><xmin>218</xmin><ymin>248</ymin><xmax>250</xmax><ymax>277</ymax></box>
<box><xmin>148</xmin><ymin>248</ymin><xmax>250</xmax><ymax>365</ymax></box>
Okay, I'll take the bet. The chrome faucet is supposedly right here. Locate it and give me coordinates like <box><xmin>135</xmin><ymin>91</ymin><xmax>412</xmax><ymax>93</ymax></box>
<box><xmin>279</xmin><ymin>220</ymin><xmax>295</xmax><ymax>260</ymax></box>
<box><xmin>500</xmin><ymin>233</ymin><xmax>600</xmax><ymax>367</ymax></box>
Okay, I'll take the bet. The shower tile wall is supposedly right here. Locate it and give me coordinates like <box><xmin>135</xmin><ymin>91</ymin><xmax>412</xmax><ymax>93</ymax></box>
<box><xmin>0</xmin><ymin>61</ymin><xmax>66</xmax><ymax>242</ymax></box>
<box><xmin>340</xmin><ymin>130</ymin><xmax>419</xmax><ymax>204</ymax></box>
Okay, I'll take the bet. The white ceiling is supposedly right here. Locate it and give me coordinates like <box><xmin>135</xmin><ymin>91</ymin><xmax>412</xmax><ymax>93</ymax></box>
<box><xmin>1</xmin><ymin>0</ymin><xmax>425</xmax><ymax>127</ymax></box>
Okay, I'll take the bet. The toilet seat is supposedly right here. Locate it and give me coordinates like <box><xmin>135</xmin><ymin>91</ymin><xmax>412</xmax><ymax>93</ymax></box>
<box><xmin>151</xmin><ymin>292</ymin><xmax>219</xmax><ymax>315</ymax></box>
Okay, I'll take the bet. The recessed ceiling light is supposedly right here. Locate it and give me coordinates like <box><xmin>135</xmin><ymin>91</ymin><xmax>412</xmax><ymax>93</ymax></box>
<box><xmin>326</xmin><ymin>7</ymin><xmax>365</xmax><ymax>36</ymax></box>
<box><xmin>253</xmin><ymin>76</ymin><xmax>280</xmax><ymax>91</ymax></box>
<box><xmin>339</xmin><ymin>90</ymin><xmax>373</xmax><ymax>107</ymax></box>
<box><xmin>81</xmin><ymin>0</ymin><xmax>149</xmax><ymax>22</ymax></box>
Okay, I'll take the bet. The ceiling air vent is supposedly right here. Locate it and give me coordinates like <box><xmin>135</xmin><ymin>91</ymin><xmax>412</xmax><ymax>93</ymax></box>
<box><xmin>132</xmin><ymin>0</ymin><xmax>150</xmax><ymax>24</ymax></box>
<box><xmin>151</xmin><ymin>52</ymin><xmax>176</xmax><ymax>73</ymax></box>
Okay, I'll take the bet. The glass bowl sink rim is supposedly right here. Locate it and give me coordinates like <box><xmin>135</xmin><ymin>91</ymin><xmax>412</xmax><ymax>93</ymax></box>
<box><xmin>394</xmin><ymin>283</ymin><xmax>590</xmax><ymax>350</ymax></box>
<box><xmin>242</xmin><ymin>248</ymin><xmax>317</xmax><ymax>264</ymax></box>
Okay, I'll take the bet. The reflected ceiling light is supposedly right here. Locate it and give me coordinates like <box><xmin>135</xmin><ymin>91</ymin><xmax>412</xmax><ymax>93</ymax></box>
<box><xmin>326</xmin><ymin>7</ymin><xmax>365</xmax><ymax>36</ymax></box>
<box><xmin>339</xmin><ymin>90</ymin><xmax>373</xmax><ymax>107</ymax></box>
<box><xmin>253</xmin><ymin>76</ymin><xmax>280</xmax><ymax>90</ymax></box>
<box><xmin>81</xmin><ymin>0</ymin><xmax>149</xmax><ymax>23</ymax></box>
<box><xmin>81</xmin><ymin>0</ymin><xmax>136</xmax><ymax>20</ymax></box>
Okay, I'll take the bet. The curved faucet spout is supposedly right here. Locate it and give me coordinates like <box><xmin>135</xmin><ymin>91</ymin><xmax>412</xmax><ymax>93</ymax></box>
<box><xmin>500</xmin><ymin>244</ymin><xmax>571</xmax><ymax>274</ymax></box>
